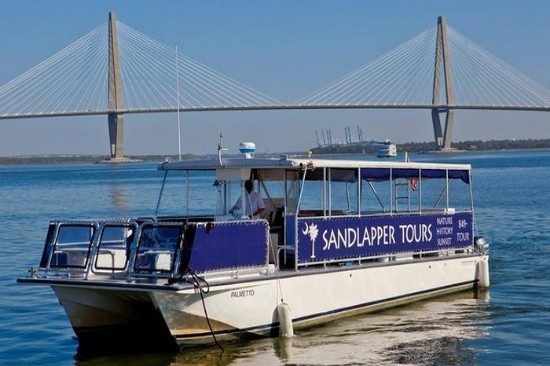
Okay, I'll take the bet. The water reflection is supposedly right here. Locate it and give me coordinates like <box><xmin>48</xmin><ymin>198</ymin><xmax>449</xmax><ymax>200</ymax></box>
<box><xmin>273</xmin><ymin>338</ymin><xmax>293</xmax><ymax>364</ymax></box>
<box><xmin>109</xmin><ymin>185</ymin><xmax>128</xmax><ymax>210</ymax></box>
<box><xmin>75</xmin><ymin>290</ymin><xmax>491</xmax><ymax>366</ymax></box>
<box><xmin>282</xmin><ymin>290</ymin><xmax>491</xmax><ymax>366</ymax></box>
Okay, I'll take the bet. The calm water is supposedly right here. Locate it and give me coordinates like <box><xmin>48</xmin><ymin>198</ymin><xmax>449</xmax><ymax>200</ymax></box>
<box><xmin>1</xmin><ymin>150</ymin><xmax>549</xmax><ymax>365</ymax></box>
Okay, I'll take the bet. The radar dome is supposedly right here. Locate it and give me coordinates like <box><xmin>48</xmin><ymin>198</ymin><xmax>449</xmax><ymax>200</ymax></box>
<box><xmin>239</xmin><ymin>142</ymin><xmax>256</xmax><ymax>159</ymax></box>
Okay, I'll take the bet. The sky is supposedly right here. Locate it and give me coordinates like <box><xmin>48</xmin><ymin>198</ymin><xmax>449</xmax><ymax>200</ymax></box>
<box><xmin>0</xmin><ymin>0</ymin><xmax>549</xmax><ymax>157</ymax></box>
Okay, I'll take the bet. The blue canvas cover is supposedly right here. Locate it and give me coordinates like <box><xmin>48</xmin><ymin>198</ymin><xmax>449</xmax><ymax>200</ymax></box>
<box><xmin>186</xmin><ymin>221</ymin><xmax>269</xmax><ymax>272</ymax></box>
<box><xmin>361</xmin><ymin>168</ymin><xmax>469</xmax><ymax>183</ymax></box>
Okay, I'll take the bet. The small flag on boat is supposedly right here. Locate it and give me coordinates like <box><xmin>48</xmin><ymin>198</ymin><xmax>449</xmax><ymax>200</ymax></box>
<box><xmin>406</xmin><ymin>152</ymin><xmax>417</xmax><ymax>191</ymax></box>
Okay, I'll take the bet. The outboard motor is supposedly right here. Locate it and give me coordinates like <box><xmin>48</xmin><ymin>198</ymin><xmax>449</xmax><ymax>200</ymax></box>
<box><xmin>474</xmin><ymin>236</ymin><xmax>489</xmax><ymax>254</ymax></box>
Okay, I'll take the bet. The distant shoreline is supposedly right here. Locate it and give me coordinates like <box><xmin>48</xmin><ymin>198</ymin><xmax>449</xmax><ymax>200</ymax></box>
<box><xmin>0</xmin><ymin>155</ymin><xmax>164</xmax><ymax>166</ymax></box>
<box><xmin>310</xmin><ymin>138</ymin><xmax>550</xmax><ymax>156</ymax></box>
<box><xmin>0</xmin><ymin>154</ymin><xmax>202</xmax><ymax>166</ymax></box>
<box><xmin>1</xmin><ymin>138</ymin><xmax>549</xmax><ymax>165</ymax></box>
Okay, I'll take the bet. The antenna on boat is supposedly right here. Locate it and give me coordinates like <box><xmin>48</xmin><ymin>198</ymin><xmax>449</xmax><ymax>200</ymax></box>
<box><xmin>217</xmin><ymin>133</ymin><xmax>227</xmax><ymax>166</ymax></box>
<box><xmin>176</xmin><ymin>44</ymin><xmax>182</xmax><ymax>161</ymax></box>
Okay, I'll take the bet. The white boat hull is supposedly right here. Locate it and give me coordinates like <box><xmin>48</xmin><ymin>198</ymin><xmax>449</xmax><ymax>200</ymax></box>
<box><xmin>153</xmin><ymin>255</ymin><xmax>485</xmax><ymax>345</ymax></box>
<box><xmin>51</xmin><ymin>285</ymin><xmax>177</xmax><ymax>351</ymax></box>
<box><xmin>48</xmin><ymin>254</ymin><xmax>486</xmax><ymax>346</ymax></box>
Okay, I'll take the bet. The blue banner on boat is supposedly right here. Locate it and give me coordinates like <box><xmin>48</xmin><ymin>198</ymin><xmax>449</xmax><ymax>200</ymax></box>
<box><xmin>296</xmin><ymin>212</ymin><xmax>473</xmax><ymax>263</ymax></box>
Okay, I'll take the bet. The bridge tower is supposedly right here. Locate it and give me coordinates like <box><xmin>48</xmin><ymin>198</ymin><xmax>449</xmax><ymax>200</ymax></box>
<box><xmin>431</xmin><ymin>16</ymin><xmax>455</xmax><ymax>151</ymax></box>
<box><xmin>107</xmin><ymin>11</ymin><xmax>127</xmax><ymax>162</ymax></box>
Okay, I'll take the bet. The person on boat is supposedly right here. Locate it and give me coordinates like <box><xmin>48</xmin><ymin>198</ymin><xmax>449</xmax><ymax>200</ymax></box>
<box><xmin>229</xmin><ymin>179</ymin><xmax>265</xmax><ymax>219</ymax></box>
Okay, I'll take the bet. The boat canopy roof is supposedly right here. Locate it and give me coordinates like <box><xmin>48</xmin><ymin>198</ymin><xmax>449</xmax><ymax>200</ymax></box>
<box><xmin>160</xmin><ymin>157</ymin><xmax>471</xmax><ymax>183</ymax></box>
<box><xmin>160</xmin><ymin>156</ymin><xmax>471</xmax><ymax>170</ymax></box>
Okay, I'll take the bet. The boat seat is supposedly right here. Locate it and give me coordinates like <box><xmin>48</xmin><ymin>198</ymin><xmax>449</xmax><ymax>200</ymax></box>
<box><xmin>262</xmin><ymin>197</ymin><xmax>284</xmax><ymax>226</ymax></box>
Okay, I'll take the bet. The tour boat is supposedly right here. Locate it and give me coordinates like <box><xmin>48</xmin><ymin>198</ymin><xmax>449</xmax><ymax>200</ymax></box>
<box><xmin>18</xmin><ymin>147</ymin><xmax>489</xmax><ymax>350</ymax></box>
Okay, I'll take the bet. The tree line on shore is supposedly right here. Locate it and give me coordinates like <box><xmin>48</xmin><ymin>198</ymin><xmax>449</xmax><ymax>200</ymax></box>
<box><xmin>311</xmin><ymin>138</ymin><xmax>550</xmax><ymax>155</ymax></box>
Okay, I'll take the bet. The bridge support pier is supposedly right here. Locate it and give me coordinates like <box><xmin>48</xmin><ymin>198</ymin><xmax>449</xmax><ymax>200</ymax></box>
<box><xmin>442</xmin><ymin>109</ymin><xmax>455</xmax><ymax>151</ymax></box>
<box><xmin>104</xmin><ymin>11</ymin><xmax>137</xmax><ymax>163</ymax></box>
<box><xmin>431</xmin><ymin>16</ymin><xmax>455</xmax><ymax>152</ymax></box>
<box><xmin>432</xmin><ymin>107</ymin><xmax>455</xmax><ymax>152</ymax></box>
<box><xmin>108</xmin><ymin>112</ymin><xmax>125</xmax><ymax>161</ymax></box>
<box><xmin>431</xmin><ymin>109</ymin><xmax>443</xmax><ymax>147</ymax></box>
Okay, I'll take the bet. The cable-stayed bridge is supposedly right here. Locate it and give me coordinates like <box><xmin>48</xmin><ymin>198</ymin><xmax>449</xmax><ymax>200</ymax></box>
<box><xmin>0</xmin><ymin>12</ymin><xmax>549</xmax><ymax>161</ymax></box>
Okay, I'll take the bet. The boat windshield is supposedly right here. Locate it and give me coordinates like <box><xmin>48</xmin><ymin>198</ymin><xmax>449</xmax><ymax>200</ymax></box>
<box><xmin>155</xmin><ymin>170</ymin><xmax>218</xmax><ymax>218</ymax></box>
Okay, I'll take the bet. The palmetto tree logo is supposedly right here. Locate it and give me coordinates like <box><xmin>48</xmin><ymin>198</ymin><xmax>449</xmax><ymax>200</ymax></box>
<box><xmin>302</xmin><ymin>222</ymin><xmax>319</xmax><ymax>258</ymax></box>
